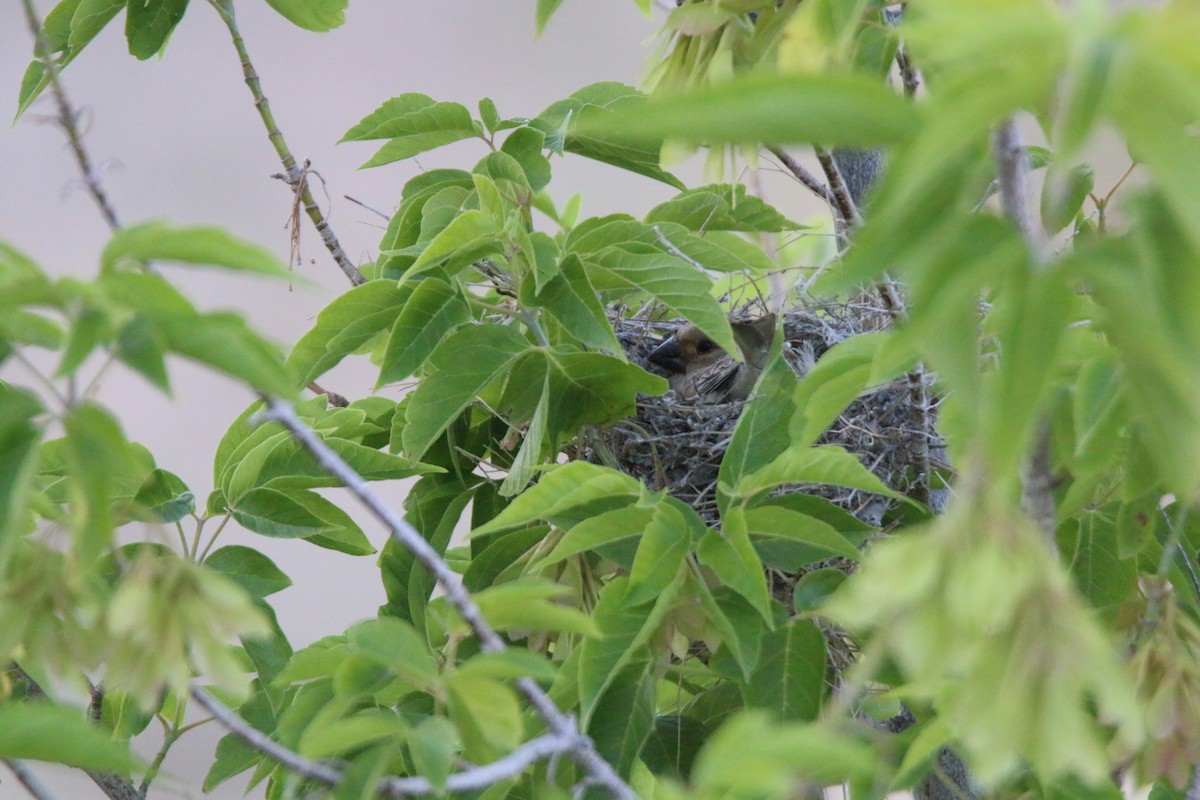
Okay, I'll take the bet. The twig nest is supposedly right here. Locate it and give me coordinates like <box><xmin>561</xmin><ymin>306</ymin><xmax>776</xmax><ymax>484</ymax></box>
<box><xmin>591</xmin><ymin>303</ymin><xmax>941</xmax><ymax>527</ymax></box>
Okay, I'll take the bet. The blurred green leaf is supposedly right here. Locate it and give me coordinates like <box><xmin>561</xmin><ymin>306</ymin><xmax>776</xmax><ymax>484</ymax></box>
<box><xmin>0</xmin><ymin>702</ymin><xmax>140</xmax><ymax>771</ymax></box>
<box><xmin>646</xmin><ymin>184</ymin><xmax>805</xmax><ymax>233</ymax></box>
<box><xmin>0</xmin><ymin>384</ymin><xmax>43</xmax><ymax>559</ymax></box>
<box><xmin>163</xmin><ymin>311</ymin><xmax>295</xmax><ymax>397</ymax></box>
<box><xmin>579</xmin><ymin>72</ymin><xmax>918</xmax><ymax>147</ymax></box>
<box><xmin>101</xmin><ymin>221</ymin><xmax>290</xmax><ymax>277</ymax></box>
<box><xmin>535</xmin><ymin>0</ymin><xmax>566</xmax><ymax>34</ymax></box>
<box><xmin>409</xmin><ymin>717</ymin><xmax>458</xmax><ymax>790</ymax></box>
<box><xmin>1041</xmin><ymin>162</ymin><xmax>1095</xmax><ymax>235</ymax></box>
<box><xmin>793</xmin><ymin>568</ymin><xmax>846</xmax><ymax>613</ymax></box>
<box><xmin>114</xmin><ymin>317</ymin><xmax>169</xmax><ymax>391</ymax></box>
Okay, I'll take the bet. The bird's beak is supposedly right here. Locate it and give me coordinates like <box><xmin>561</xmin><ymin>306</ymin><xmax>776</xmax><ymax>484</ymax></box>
<box><xmin>648</xmin><ymin>337</ymin><xmax>686</xmax><ymax>374</ymax></box>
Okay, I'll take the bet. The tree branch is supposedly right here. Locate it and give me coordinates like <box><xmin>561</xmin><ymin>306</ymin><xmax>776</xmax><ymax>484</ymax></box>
<box><xmin>251</xmin><ymin>398</ymin><xmax>636</xmax><ymax>800</ymax></box>
<box><xmin>4</xmin><ymin>760</ymin><xmax>58</xmax><ymax>800</ymax></box>
<box><xmin>815</xmin><ymin>147</ymin><xmax>863</xmax><ymax>230</ymax></box>
<box><xmin>20</xmin><ymin>0</ymin><xmax>121</xmax><ymax>231</ymax></box>
<box><xmin>193</xmin><ymin>680</ymin><xmax>602</xmax><ymax>797</ymax></box>
<box><xmin>207</xmin><ymin>0</ymin><xmax>366</xmax><ymax>287</ymax></box>
<box><xmin>767</xmin><ymin>146</ymin><xmax>837</xmax><ymax>207</ymax></box>
<box><xmin>992</xmin><ymin>117</ymin><xmax>1057</xmax><ymax>552</ymax></box>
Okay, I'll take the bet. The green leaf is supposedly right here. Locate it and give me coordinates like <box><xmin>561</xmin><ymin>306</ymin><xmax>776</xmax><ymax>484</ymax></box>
<box><xmin>533</xmin><ymin>83</ymin><xmax>685</xmax><ymax>188</ymax></box>
<box><xmin>454</xmin><ymin>650</ymin><xmax>558</xmax><ymax>683</ymax></box>
<box><xmin>535</xmin><ymin>0</ymin><xmax>566</xmax><ymax>35</ymax></box>
<box><xmin>471</xmin><ymin>461</ymin><xmax>641</xmax><ymax>537</ymax></box>
<box><xmin>500</xmin><ymin>127</ymin><xmax>552</xmax><ymax>191</ymax></box>
<box><xmin>527</xmin><ymin>253</ymin><xmax>621</xmax><ymax>354</ymax></box>
<box><xmin>0</xmin><ymin>384</ymin><xmax>43</xmax><ymax>557</ymax></box>
<box><xmin>625</xmin><ymin>499</ymin><xmax>694</xmax><ymax>606</ymax></box>
<box><xmin>698</xmin><ymin>507</ymin><xmax>772</xmax><ymax>622</ymax></box>
<box><xmin>0</xmin><ymin>702</ymin><xmax>139</xmax><ymax>772</ymax></box>
<box><xmin>63</xmin><ymin>403</ymin><xmax>145</xmax><ymax>561</ymax></box>
<box><xmin>1041</xmin><ymin>162</ymin><xmax>1095</xmax><ymax>235</ymax></box>
<box><xmin>343</xmin><ymin>94</ymin><xmax>477</xmax><ymax>168</ymax></box>
<box><xmin>401</xmin><ymin>324</ymin><xmax>530</xmax><ymax>460</ymax></box>
<box><xmin>401</xmin><ymin>210</ymin><xmax>503</xmax><ymax>279</ymax></box>
<box><xmin>17</xmin><ymin>0</ymin><xmax>123</xmax><ymax>119</ymax></box>
<box><xmin>205</xmin><ymin>545</ymin><xmax>292</xmax><ymax>598</ymax></box>
<box><xmin>718</xmin><ymin>344</ymin><xmax>796</xmax><ymax>514</ymax></box>
<box><xmin>692</xmin><ymin>712</ymin><xmax>878</xmax><ymax>794</ymax></box>
<box><xmin>346</xmin><ymin>617</ymin><xmax>438</xmax><ymax>687</ymax></box>
<box><xmin>299</xmin><ymin>710</ymin><xmax>406</xmax><ymax>760</ymax></box>
<box><xmin>445</xmin><ymin>674</ymin><xmax>523</xmax><ymax>762</ymax></box>
<box><xmin>645</xmin><ymin>184</ymin><xmax>805</xmax><ymax>233</ymax></box>
<box><xmin>56</xmin><ymin>306</ymin><xmax>111</xmax><ymax>378</ymax></box>
<box><xmin>202</xmin><ymin>692</ymin><xmax>268</xmax><ymax>791</ymax></box>
<box><xmin>288</xmin><ymin>280</ymin><xmax>408</xmax><ymax>385</ymax></box>
<box><xmin>377</xmin><ymin>277</ymin><xmax>471</xmax><ymax>387</ymax></box>
<box><xmin>579</xmin><ymin>573</ymin><xmax>686</xmax><ymax>726</ymax></box>
<box><xmin>580</xmin><ymin>72</ymin><xmax>918</xmax><ymax>147</ymax></box>
<box><xmin>132</xmin><ymin>468</ymin><xmax>193</xmax><ymax>523</ymax></box>
<box><xmin>498</xmin><ymin>373</ymin><xmax>550</xmax><ymax>497</ymax></box>
<box><xmin>745</xmin><ymin>619</ymin><xmax>827</xmax><ymax>721</ymax></box>
<box><xmin>230</xmin><ymin>487</ymin><xmax>335</xmax><ymax>539</ymax></box>
<box><xmin>736</xmin><ymin>444</ymin><xmax>906</xmax><ymax>503</ymax></box>
<box><xmin>409</xmin><ymin>717</ymin><xmax>458</xmax><ymax>790</ymax></box>
<box><xmin>792</xmin><ymin>568</ymin><xmax>846</xmax><ymax>613</ymax></box>
<box><xmin>114</xmin><ymin>316</ymin><xmax>169</xmax><ymax>391</ymax></box>
<box><xmin>588</xmin><ymin>246</ymin><xmax>737</xmax><ymax>356</ymax></box>
<box><xmin>587</xmin><ymin>664</ymin><xmax>655</xmax><ymax>778</ymax></box>
<box><xmin>790</xmin><ymin>332</ymin><xmax>913</xmax><ymax>448</ymax></box>
<box><xmin>641</xmin><ymin>715</ymin><xmax>708</xmax><ymax>781</ymax></box>
<box><xmin>125</xmin><ymin>0</ymin><xmax>188</xmax><ymax>60</ymax></box>
<box><xmin>744</xmin><ymin>506</ymin><xmax>861</xmax><ymax>562</ymax></box>
<box><xmin>101</xmin><ymin>221</ymin><xmax>290</xmax><ymax>277</ymax></box>
<box><xmin>473</xmin><ymin>579</ymin><xmax>601</xmax><ymax>637</ymax></box>
<box><xmin>263</xmin><ymin>0</ymin><xmax>347</xmax><ymax>31</ymax></box>
<box><xmin>530</xmin><ymin>505</ymin><xmax>649</xmax><ymax>570</ymax></box>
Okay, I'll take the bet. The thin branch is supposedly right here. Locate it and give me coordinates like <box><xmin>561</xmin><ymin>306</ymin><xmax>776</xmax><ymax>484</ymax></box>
<box><xmin>992</xmin><ymin>117</ymin><xmax>1057</xmax><ymax>552</ymax></box>
<box><xmin>991</xmin><ymin>119</ymin><xmax>1048</xmax><ymax>261</ymax></box>
<box><xmin>815</xmin><ymin>147</ymin><xmax>863</xmax><ymax>230</ymax></box>
<box><xmin>252</xmin><ymin>398</ymin><xmax>637</xmax><ymax>800</ymax></box>
<box><xmin>767</xmin><ymin>146</ymin><xmax>837</xmax><ymax>207</ymax></box>
<box><xmin>190</xmin><ymin>686</ymin><xmax>340</xmax><ymax>785</ymax></box>
<box><xmin>192</xmin><ymin>686</ymin><xmax>598</xmax><ymax>798</ymax></box>
<box><xmin>20</xmin><ymin>0</ymin><xmax>121</xmax><ymax>231</ymax></box>
<box><xmin>207</xmin><ymin>0</ymin><xmax>366</xmax><ymax>287</ymax></box>
<box><xmin>4</xmin><ymin>760</ymin><xmax>57</xmax><ymax>800</ymax></box>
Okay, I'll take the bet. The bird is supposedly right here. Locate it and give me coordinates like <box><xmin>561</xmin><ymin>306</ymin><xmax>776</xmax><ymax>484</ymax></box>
<box><xmin>648</xmin><ymin>314</ymin><xmax>776</xmax><ymax>402</ymax></box>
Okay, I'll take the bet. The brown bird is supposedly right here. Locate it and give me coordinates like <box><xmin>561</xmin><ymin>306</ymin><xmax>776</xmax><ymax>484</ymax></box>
<box><xmin>648</xmin><ymin>314</ymin><xmax>776</xmax><ymax>402</ymax></box>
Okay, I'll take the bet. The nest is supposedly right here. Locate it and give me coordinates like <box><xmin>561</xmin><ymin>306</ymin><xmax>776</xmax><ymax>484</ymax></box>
<box><xmin>587</xmin><ymin>301</ymin><xmax>943</xmax><ymax>528</ymax></box>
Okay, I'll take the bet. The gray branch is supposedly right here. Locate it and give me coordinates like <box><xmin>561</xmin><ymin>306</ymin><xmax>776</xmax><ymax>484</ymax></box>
<box><xmin>991</xmin><ymin>118</ymin><xmax>1057</xmax><ymax>552</ymax></box>
<box><xmin>225</xmin><ymin>397</ymin><xmax>637</xmax><ymax>800</ymax></box>
<box><xmin>192</xmin><ymin>686</ymin><xmax>587</xmax><ymax>797</ymax></box>
<box><xmin>4</xmin><ymin>760</ymin><xmax>58</xmax><ymax>800</ymax></box>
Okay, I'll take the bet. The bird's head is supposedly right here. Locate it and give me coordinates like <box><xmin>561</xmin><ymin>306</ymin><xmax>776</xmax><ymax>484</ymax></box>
<box><xmin>648</xmin><ymin>314</ymin><xmax>776</xmax><ymax>376</ymax></box>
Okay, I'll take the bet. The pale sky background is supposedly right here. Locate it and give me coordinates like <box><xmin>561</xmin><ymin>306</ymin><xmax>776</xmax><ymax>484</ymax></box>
<box><xmin>0</xmin><ymin>1</ymin><xmax>1138</xmax><ymax>798</ymax></box>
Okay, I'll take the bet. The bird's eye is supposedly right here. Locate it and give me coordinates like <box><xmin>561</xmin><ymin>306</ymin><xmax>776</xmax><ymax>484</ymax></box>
<box><xmin>697</xmin><ymin>339</ymin><xmax>717</xmax><ymax>354</ymax></box>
